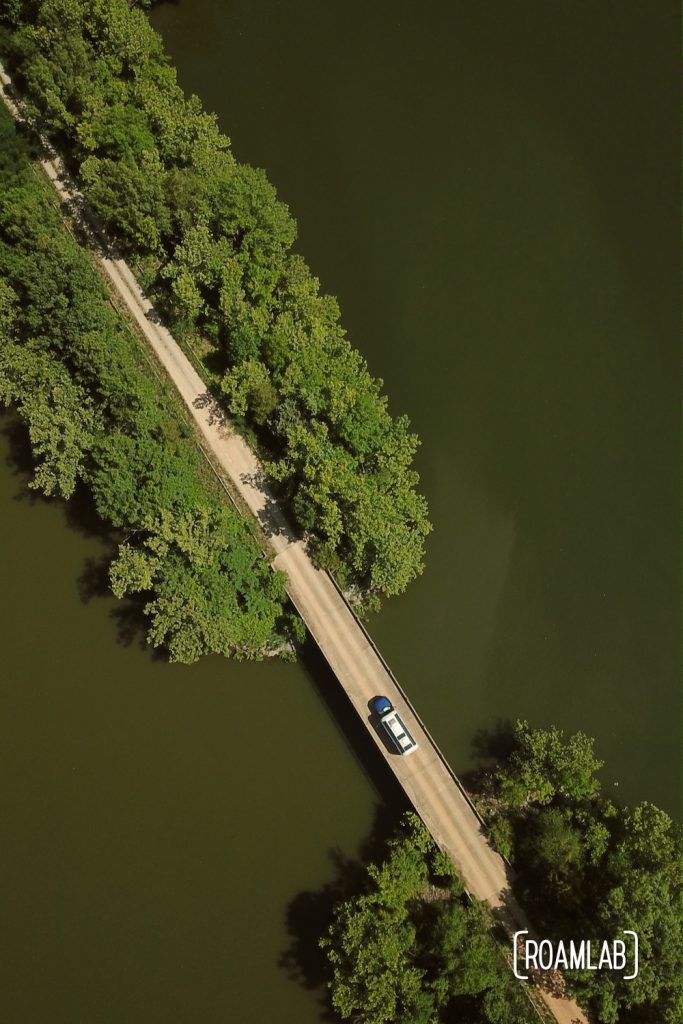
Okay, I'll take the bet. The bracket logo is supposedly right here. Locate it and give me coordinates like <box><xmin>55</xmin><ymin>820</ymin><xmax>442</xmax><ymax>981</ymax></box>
<box><xmin>512</xmin><ymin>930</ymin><xmax>639</xmax><ymax>981</ymax></box>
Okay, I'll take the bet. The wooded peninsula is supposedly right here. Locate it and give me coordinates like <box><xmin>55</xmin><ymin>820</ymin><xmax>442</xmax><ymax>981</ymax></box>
<box><xmin>0</xmin><ymin>0</ymin><xmax>432</xmax><ymax>618</ymax></box>
<box><xmin>0</xmin><ymin>102</ymin><xmax>302</xmax><ymax>662</ymax></box>
<box><xmin>315</xmin><ymin>724</ymin><xmax>681</xmax><ymax>1024</ymax></box>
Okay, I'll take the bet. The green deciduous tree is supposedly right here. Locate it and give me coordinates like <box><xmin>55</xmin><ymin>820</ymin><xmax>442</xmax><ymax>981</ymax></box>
<box><xmin>496</xmin><ymin>720</ymin><xmax>603</xmax><ymax>807</ymax></box>
<box><xmin>320</xmin><ymin>814</ymin><xmax>535</xmax><ymax>1024</ymax></box>
<box><xmin>89</xmin><ymin>431</ymin><xmax>205</xmax><ymax>528</ymax></box>
<box><xmin>574</xmin><ymin>802</ymin><xmax>683</xmax><ymax>1023</ymax></box>
<box><xmin>1</xmin><ymin>0</ymin><xmax>432</xmax><ymax>604</ymax></box>
<box><xmin>0</xmin><ymin>341</ymin><xmax>95</xmax><ymax>498</ymax></box>
<box><xmin>531</xmin><ymin>807</ymin><xmax>583</xmax><ymax>892</ymax></box>
<box><xmin>488</xmin><ymin>722</ymin><xmax>682</xmax><ymax>1023</ymax></box>
<box><xmin>221</xmin><ymin>357</ymin><xmax>278</xmax><ymax>425</ymax></box>
<box><xmin>0</xmin><ymin>103</ymin><xmax>293</xmax><ymax>663</ymax></box>
<box><xmin>81</xmin><ymin>151</ymin><xmax>170</xmax><ymax>253</ymax></box>
<box><xmin>111</xmin><ymin>507</ymin><xmax>289</xmax><ymax>663</ymax></box>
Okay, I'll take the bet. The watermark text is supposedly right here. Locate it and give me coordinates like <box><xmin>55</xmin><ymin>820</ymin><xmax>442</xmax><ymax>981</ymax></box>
<box><xmin>512</xmin><ymin>931</ymin><xmax>638</xmax><ymax>981</ymax></box>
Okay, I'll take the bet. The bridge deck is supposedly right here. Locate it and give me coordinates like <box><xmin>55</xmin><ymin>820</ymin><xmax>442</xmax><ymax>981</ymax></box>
<box><xmin>98</xmin><ymin>265</ymin><xmax>586</xmax><ymax>1023</ymax></box>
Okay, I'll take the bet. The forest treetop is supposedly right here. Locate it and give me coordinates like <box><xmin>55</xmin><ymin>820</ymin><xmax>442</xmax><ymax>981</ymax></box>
<box><xmin>0</xmin><ymin>104</ymin><xmax>301</xmax><ymax>662</ymax></box>
<box><xmin>0</xmin><ymin>0</ymin><xmax>432</xmax><ymax>607</ymax></box>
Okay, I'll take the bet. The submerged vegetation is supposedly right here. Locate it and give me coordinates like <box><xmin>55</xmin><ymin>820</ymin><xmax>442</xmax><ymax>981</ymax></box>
<box><xmin>0</xmin><ymin>105</ymin><xmax>301</xmax><ymax>662</ymax></box>
<box><xmin>0</xmin><ymin>0</ymin><xmax>432</xmax><ymax>607</ymax></box>
<box><xmin>478</xmin><ymin>722</ymin><xmax>682</xmax><ymax>1023</ymax></box>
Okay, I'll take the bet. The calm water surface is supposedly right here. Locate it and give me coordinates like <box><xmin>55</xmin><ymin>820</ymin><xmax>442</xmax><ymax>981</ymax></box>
<box><xmin>151</xmin><ymin>0</ymin><xmax>679</xmax><ymax>807</ymax></box>
<box><xmin>0</xmin><ymin>420</ymin><xmax>388</xmax><ymax>1022</ymax></box>
<box><xmin>2</xmin><ymin>2</ymin><xmax>679</xmax><ymax>1022</ymax></box>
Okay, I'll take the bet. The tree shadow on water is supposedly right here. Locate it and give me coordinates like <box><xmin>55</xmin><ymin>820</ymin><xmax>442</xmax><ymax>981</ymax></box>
<box><xmin>1</xmin><ymin>409</ymin><xmax>154</xmax><ymax>657</ymax></box>
<box><xmin>78</xmin><ymin>554</ymin><xmax>162</xmax><ymax>657</ymax></box>
<box><xmin>63</xmin><ymin>482</ymin><xmax>114</xmax><ymax>543</ymax></box>
<box><xmin>471</xmin><ymin>718</ymin><xmax>516</xmax><ymax>765</ymax></box>
<box><xmin>279</xmin><ymin>800</ymin><xmax>404</xmax><ymax>1015</ymax></box>
<box><xmin>1</xmin><ymin>411</ymin><xmax>50</xmax><ymax>504</ymax></box>
<box><xmin>1</xmin><ymin>411</ymin><xmax>106</xmax><ymax>539</ymax></box>
<box><xmin>77</xmin><ymin>554</ymin><xmax>112</xmax><ymax>603</ymax></box>
<box><xmin>279</xmin><ymin>849</ymin><xmax>355</xmax><ymax>1002</ymax></box>
<box><xmin>458</xmin><ymin>718</ymin><xmax>516</xmax><ymax>793</ymax></box>
<box><xmin>110</xmin><ymin>595</ymin><xmax>161</xmax><ymax>657</ymax></box>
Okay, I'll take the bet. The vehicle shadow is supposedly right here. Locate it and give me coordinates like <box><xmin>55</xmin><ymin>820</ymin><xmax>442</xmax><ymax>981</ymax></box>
<box><xmin>298</xmin><ymin>637</ymin><xmax>409</xmax><ymax>807</ymax></box>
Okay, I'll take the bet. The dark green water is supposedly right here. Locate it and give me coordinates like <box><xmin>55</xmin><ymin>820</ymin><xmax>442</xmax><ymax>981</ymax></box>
<box><xmin>1</xmin><ymin>3</ymin><xmax>679</xmax><ymax>1022</ymax></box>
<box><xmin>0</xmin><ymin>421</ymin><xmax>392</xmax><ymax>1021</ymax></box>
<box><xmin>151</xmin><ymin>0</ymin><xmax>679</xmax><ymax>806</ymax></box>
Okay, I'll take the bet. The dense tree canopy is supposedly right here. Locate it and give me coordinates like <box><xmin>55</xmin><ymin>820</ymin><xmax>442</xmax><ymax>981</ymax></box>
<box><xmin>0</xmin><ymin>0</ymin><xmax>432</xmax><ymax>604</ymax></box>
<box><xmin>495</xmin><ymin>719</ymin><xmax>604</xmax><ymax>807</ymax></box>
<box><xmin>320</xmin><ymin>814</ymin><xmax>536</xmax><ymax>1024</ymax></box>
<box><xmin>0</xmin><ymin>105</ymin><xmax>298</xmax><ymax>662</ymax></box>
<box><xmin>323</xmin><ymin>740</ymin><xmax>681</xmax><ymax>1024</ymax></box>
<box><xmin>483</xmin><ymin>722</ymin><xmax>682</xmax><ymax>1024</ymax></box>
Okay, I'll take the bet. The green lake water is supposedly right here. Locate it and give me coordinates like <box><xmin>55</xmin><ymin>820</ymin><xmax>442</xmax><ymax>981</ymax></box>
<box><xmin>0</xmin><ymin>424</ymin><xmax>393</xmax><ymax>1021</ymax></box>
<box><xmin>1</xmin><ymin>2</ymin><xmax>679</xmax><ymax>1021</ymax></box>
<box><xmin>150</xmin><ymin>0</ymin><xmax>679</xmax><ymax>808</ymax></box>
